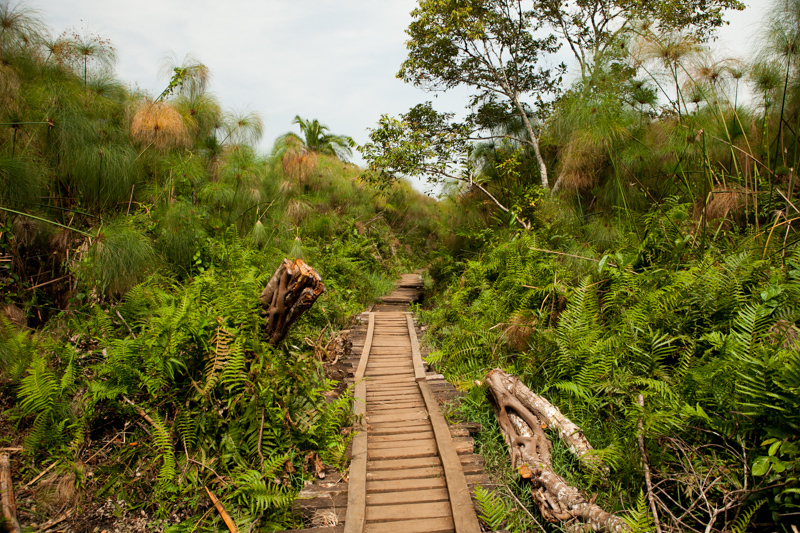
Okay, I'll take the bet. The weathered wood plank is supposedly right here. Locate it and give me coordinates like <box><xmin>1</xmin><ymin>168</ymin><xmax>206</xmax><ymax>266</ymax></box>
<box><xmin>364</xmin><ymin>517</ymin><xmax>454</xmax><ymax>533</ymax></box>
<box><xmin>344</xmin><ymin>379</ymin><xmax>368</xmax><ymax>533</ymax></box>
<box><xmin>368</xmin><ymin>444</ymin><xmax>438</xmax><ymax>460</ymax></box>
<box><xmin>368</xmin><ymin>439</ymin><xmax>437</xmax><ymax>451</ymax></box>
<box><xmin>365</xmin><ymin>487</ymin><xmax>448</xmax><ymax>506</ymax></box>
<box><xmin>366</xmin><ymin>476</ymin><xmax>446</xmax><ymax>493</ymax></box>
<box><xmin>368</xmin><ymin>423</ymin><xmax>431</xmax><ymax>435</ymax></box>
<box><xmin>366</xmin><ymin>466</ymin><xmax>444</xmax><ymax>481</ymax></box>
<box><xmin>366</xmin><ymin>501</ymin><xmax>451</xmax><ymax>522</ymax></box>
<box><xmin>418</xmin><ymin>380</ymin><xmax>482</xmax><ymax>533</ymax></box>
<box><xmin>367</xmin><ymin>456</ymin><xmax>441</xmax><ymax>470</ymax></box>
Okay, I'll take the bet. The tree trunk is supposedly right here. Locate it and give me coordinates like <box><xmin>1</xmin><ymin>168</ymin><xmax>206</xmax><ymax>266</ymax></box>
<box><xmin>511</xmin><ymin>93</ymin><xmax>549</xmax><ymax>190</ymax></box>
<box><xmin>484</xmin><ymin>369</ymin><xmax>627</xmax><ymax>533</ymax></box>
<box><xmin>260</xmin><ymin>258</ymin><xmax>325</xmax><ymax>345</ymax></box>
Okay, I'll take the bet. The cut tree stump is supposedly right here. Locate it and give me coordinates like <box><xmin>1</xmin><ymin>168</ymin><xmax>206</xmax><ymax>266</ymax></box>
<box><xmin>260</xmin><ymin>258</ymin><xmax>325</xmax><ymax>345</ymax></box>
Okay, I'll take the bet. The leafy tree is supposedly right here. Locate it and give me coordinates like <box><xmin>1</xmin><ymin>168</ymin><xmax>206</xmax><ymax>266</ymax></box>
<box><xmin>534</xmin><ymin>0</ymin><xmax>745</xmax><ymax>77</ymax></box>
<box><xmin>398</xmin><ymin>0</ymin><xmax>564</xmax><ymax>189</ymax></box>
<box><xmin>361</xmin><ymin>103</ymin><xmax>533</xmax><ymax>229</ymax></box>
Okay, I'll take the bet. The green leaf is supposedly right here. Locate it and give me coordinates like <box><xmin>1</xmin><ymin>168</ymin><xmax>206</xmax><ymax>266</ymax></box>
<box><xmin>598</xmin><ymin>254</ymin><xmax>609</xmax><ymax>274</ymax></box>
<box><xmin>752</xmin><ymin>456</ymin><xmax>770</xmax><ymax>476</ymax></box>
<box><xmin>768</xmin><ymin>440</ymin><xmax>783</xmax><ymax>457</ymax></box>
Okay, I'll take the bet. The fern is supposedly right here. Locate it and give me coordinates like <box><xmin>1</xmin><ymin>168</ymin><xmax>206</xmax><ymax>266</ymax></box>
<box><xmin>730</xmin><ymin>500</ymin><xmax>765</xmax><ymax>533</ymax></box>
<box><xmin>474</xmin><ymin>485</ymin><xmax>510</xmax><ymax>531</ymax></box>
<box><xmin>622</xmin><ymin>491</ymin><xmax>656</xmax><ymax>533</ymax></box>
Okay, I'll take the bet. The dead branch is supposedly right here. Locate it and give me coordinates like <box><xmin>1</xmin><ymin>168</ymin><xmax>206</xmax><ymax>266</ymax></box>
<box><xmin>0</xmin><ymin>452</ymin><xmax>21</xmax><ymax>533</ymax></box>
<box><xmin>484</xmin><ymin>369</ymin><xmax>627</xmax><ymax>533</ymax></box>
<box><xmin>260</xmin><ymin>258</ymin><xmax>325</xmax><ymax>345</ymax></box>
<box><xmin>637</xmin><ymin>394</ymin><xmax>662</xmax><ymax>533</ymax></box>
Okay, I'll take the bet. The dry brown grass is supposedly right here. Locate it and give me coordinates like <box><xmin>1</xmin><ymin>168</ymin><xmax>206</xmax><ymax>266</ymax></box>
<box><xmin>282</xmin><ymin>148</ymin><xmax>318</xmax><ymax>184</ymax></box>
<box><xmin>770</xmin><ymin>319</ymin><xmax>800</xmax><ymax>350</ymax></box>
<box><xmin>503</xmin><ymin>310</ymin><xmax>538</xmax><ymax>351</ymax></box>
<box><xmin>12</xmin><ymin>216</ymin><xmax>39</xmax><ymax>247</ymax></box>
<box><xmin>693</xmin><ymin>185</ymin><xmax>745</xmax><ymax>227</ymax></box>
<box><xmin>1</xmin><ymin>303</ymin><xmax>25</xmax><ymax>327</ymax></box>
<box><xmin>286</xmin><ymin>199</ymin><xmax>311</xmax><ymax>225</ymax></box>
<box><xmin>557</xmin><ymin>136</ymin><xmax>605</xmax><ymax>192</ymax></box>
<box><xmin>130</xmin><ymin>99</ymin><xmax>189</xmax><ymax>150</ymax></box>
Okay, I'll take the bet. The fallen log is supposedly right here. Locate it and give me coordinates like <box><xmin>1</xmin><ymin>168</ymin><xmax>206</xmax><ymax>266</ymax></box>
<box><xmin>486</xmin><ymin>369</ymin><xmax>606</xmax><ymax>472</ymax></box>
<box><xmin>484</xmin><ymin>369</ymin><xmax>627</xmax><ymax>533</ymax></box>
<box><xmin>260</xmin><ymin>258</ymin><xmax>325</xmax><ymax>345</ymax></box>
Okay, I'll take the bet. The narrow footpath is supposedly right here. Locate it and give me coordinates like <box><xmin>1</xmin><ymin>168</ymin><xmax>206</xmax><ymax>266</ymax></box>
<box><xmin>288</xmin><ymin>274</ymin><xmax>489</xmax><ymax>533</ymax></box>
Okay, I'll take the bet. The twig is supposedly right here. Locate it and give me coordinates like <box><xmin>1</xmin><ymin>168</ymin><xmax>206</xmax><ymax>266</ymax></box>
<box><xmin>637</xmin><ymin>394</ymin><xmax>662</xmax><ymax>533</ymax></box>
<box><xmin>205</xmin><ymin>487</ymin><xmax>238</xmax><ymax>533</ymax></box>
<box><xmin>500</xmin><ymin>482</ymin><xmax>547</xmax><ymax>532</ymax></box>
<box><xmin>187</xmin><ymin>458</ymin><xmax>226</xmax><ymax>486</ymax></box>
<box><xmin>23</xmin><ymin>460</ymin><xmax>59</xmax><ymax>489</ymax></box>
<box><xmin>0</xmin><ymin>453</ymin><xmax>21</xmax><ymax>533</ymax></box>
<box><xmin>257</xmin><ymin>409</ymin><xmax>265</xmax><ymax>471</ymax></box>
<box><xmin>24</xmin><ymin>276</ymin><xmax>69</xmax><ymax>291</ymax></box>
<box><xmin>35</xmin><ymin>508</ymin><xmax>74</xmax><ymax>532</ymax></box>
<box><xmin>115</xmin><ymin>309</ymin><xmax>136</xmax><ymax>339</ymax></box>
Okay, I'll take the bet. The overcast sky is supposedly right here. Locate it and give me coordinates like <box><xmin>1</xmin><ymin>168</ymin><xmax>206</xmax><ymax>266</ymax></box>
<box><xmin>39</xmin><ymin>0</ymin><xmax>768</xmax><ymax>193</ymax></box>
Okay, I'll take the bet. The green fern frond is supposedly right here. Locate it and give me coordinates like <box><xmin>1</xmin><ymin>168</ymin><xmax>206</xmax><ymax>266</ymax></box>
<box><xmin>474</xmin><ymin>485</ymin><xmax>509</xmax><ymax>531</ymax></box>
<box><xmin>730</xmin><ymin>499</ymin><xmax>765</xmax><ymax>533</ymax></box>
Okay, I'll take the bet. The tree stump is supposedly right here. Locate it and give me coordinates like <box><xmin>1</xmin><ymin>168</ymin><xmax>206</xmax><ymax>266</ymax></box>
<box><xmin>260</xmin><ymin>258</ymin><xmax>325</xmax><ymax>345</ymax></box>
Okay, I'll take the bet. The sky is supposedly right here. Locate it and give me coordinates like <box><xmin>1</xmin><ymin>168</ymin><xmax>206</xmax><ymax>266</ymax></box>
<box><xmin>39</xmin><ymin>0</ymin><xmax>769</xmax><ymax>194</ymax></box>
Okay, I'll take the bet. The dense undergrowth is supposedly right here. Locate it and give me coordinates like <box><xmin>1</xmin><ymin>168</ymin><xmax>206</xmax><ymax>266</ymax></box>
<box><xmin>422</xmin><ymin>202</ymin><xmax>800</xmax><ymax>530</ymax></box>
<box><xmin>0</xmin><ymin>3</ymin><xmax>444</xmax><ymax>529</ymax></box>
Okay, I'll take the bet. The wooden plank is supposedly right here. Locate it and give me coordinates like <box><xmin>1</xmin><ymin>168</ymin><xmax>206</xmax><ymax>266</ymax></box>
<box><xmin>367</xmin><ymin>456</ymin><xmax>441</xmax><ymax>470</ymax></box>
<box><xmin>364</xmin><ymin>517</ymin><xmax>454</xmax><ymax>533</ymax></box>
<box><xmin>366</xmin><ymin>361</ymin><xmax>414</xmax><ymax>368</ymax></box>
<box><xmin>344</xmin><ymin>380</ymin><xmax>368</xmax><ymax>533</ymax></box>
<box><xmin>366</xmin><ymin>466</ymin><xmax>443</xmax><ymax>481</ymax></box>
<box><xmin>368</xmin><ymin>431</ymin><xmax>433</xmax><ymax>442</ymax></box>
<box><xmin>366</xmin><ymin>368</ymin><xmax>416</xmax><ymax>377</ymax></box>
<box><xmin>366</xmin><ymin>487</ymin><xmax>448</xmax><ymax>506</ymax></box>
<box><xmin>366</xmin><ymin>501</ymin><xmax>451</xmax><ymax>522</ymax></box>
<box><xmin>368</xmin><ymin>423</ymin><xmax>431</xmax><ymax>435</ymax></box>
<box><xmin>354</xmin><ymin>313</ymin><xmax>375</xmax><ymax>381</ymax></box>
<box><xmin>407</xmin><ymin>315</ymin><xmax>426</xmax><ymax>382</ymax></box>
<box><xmin>366</xmin><ymin>476</ymin><xmax>445</xmax><ymax>492</ymax></box>
<box><xmin>418</xmin><ymin>380</ymin><xmax>481</xmax><ymax>533</ymax></box>
<box><xmin>367</xmin><ymin>403</ymin><xmax>426</xmax><ymax>412</ymax></box>
<box><xmin>366</xmin><ymin>411</ymin><xmax>429</xmax><ymax>424</ymax></box>
<box><xmin>368</xmin><ymin>439</ymin><xmax>437</xmax><ymax>451</ymax></box>
<box><xmin>368</xmin><ymin>444</ymin><xmax>438</xmax><ymax>460</ymax></box>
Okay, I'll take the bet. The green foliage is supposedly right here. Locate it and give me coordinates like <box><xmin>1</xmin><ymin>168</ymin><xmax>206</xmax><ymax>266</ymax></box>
<box><xmin>622</xmin><ymin>492</ymin><xmax>656</xmax><ymax>533</ymax></box>
<box><xmin>422</xmin><ymin>199</ymin><xmax>800</xmax><ymax>528</ymax></box>
<box><xmin>474</xmin><ymin>485</ymin><xmax>512</xmax><ymax>531</ymax></box>
<box><xmin>78</xmin><ymin>219</ymin><xmax>158</xmax><ymax>296</ymax></box>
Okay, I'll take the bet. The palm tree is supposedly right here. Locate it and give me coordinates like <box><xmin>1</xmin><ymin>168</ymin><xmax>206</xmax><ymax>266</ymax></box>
<box><xmin>276</xmin><ymin>115</ymin><xmax>355</xmax><ymax>161</ymax></box>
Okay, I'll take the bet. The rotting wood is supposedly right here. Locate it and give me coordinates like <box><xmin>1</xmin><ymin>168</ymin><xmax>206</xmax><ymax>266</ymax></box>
<box><xmin>260</xmin><ymin>258</ymin><xmax>325</xmax><ymax>345</ymax></box>
<box><xmin>0</xmin><ymin>452</ymin><xmax>21</xmax><ymax>533</ymax></box>
<box><xmin>484</xmin><ymin>368</ymin><xmax>627</xmax><ymax>532</ymax></box>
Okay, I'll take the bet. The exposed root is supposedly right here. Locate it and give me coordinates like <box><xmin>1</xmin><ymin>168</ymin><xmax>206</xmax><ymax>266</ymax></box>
<box><xmin>484</xmin><ymin>369</ymin><xmax>627</xmax><ymax>533</ymax></box>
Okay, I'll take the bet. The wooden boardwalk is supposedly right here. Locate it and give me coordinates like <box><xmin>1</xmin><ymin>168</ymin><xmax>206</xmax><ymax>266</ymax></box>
<box><xmin>288</xmin><ymin>274</ymin><xmax>486</xmax><ymax>533</ymax></box>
